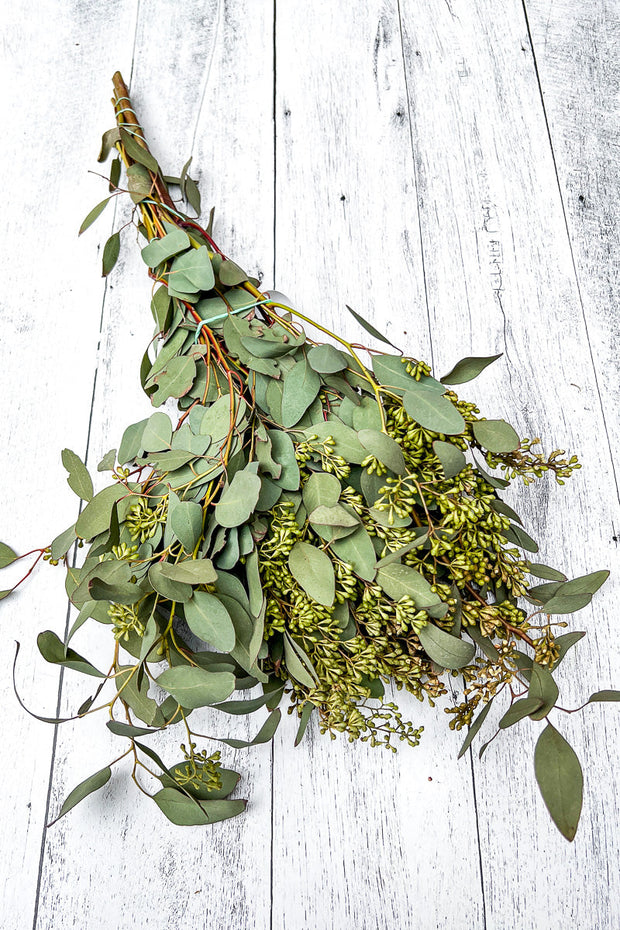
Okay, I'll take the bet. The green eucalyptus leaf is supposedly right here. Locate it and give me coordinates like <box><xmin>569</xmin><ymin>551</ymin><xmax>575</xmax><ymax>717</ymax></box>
<box><xmin>308</xmin><ymin>504</ymin><xmax>359</xmax><ymax>531</ymax></box>
<box><xmin>458</xmin><ymin>699</ymin><xmax>494</xmax><ymax>759</ymax></box>
<box><xmin>126</xmin><ymin>163</ymin><xmax>152</xmax><ymax>203</ymax></box>
<box><xmin>281</xmin><ymin>358</ymin><xmax>321</xmax><ymax>428</ymax></box>
<box><xmin>294</xmin><ymin>702</ymin><xmax>315</xmax><ymax>746</ymax></box>
<box><xmin>0</xmin><ymin>542</ymin><xmax>18</xmax><ymax>569</ymax></box>
<box><xmin>528</xmin><ymin>664</ymin><xmax>559</xmax><ymax>719</ymax></box>
<box><xmin>119</xmin><ymin>127</ymin><xmax>159</xmax><ymax>174</ymax></box>
<box><xmin>48</xmin><ymin>766</ymin><xmax>111</xmax><ymax>826</ymax></box>
<box><xmin>534</xmin><ymin>723</ymin><xmax>583</xmax><ymax>842</ymax></box>
<box><xmin>106</xmin><ymin>721</ymin><xmax>159</xmax><ymax>738</ymax></box>
<box><xmin>147</xmin><ymin>328</ymin><xmax>186</xmax><ymax>383</ymax></box>
<box><xmin>219</xmin><ymin>259</ymin><xmax>248</xmax><ymax>286</ymax></box>
<box><xmin>50</xmin><ymin>524</ymin><xmax>76</xmax><ymax>562</ymax></box>
<box><xmin>346</xmin><ymin>305</ymin><xmax>398</xmax><ymax>348</ymax></box>
<box><xmin>170</xmin><ymin>500</ymin><xmax>203</xmax><ymax>552</ymax></box>
<box><xmin>220</xmin><ymin>708</ymin><xmax>282</xmax><ymax>749</ymax></box>
<box><xmin>403</xmin><ymin>385</ymin><xmax>465</xmax><ymax>435</ymax></box>
<box><xmin>527</xmin><ymin>563</ymin><xmax>567</xmax><ymax>582</ymax></box>
<box><xmin>302</xmin><ymin>472</ymin><xmax>341</xmax><ymax>512</ymax></box>
<box><xmin>303</xmin><ymin>420</ymin><xmax>366</xmax><ymax>463</ymax></box>
<box><xmin>76</xmin><ymin>484</ymin><xmax>130</xmax><ymax>540</ymax></box>
<box><xmin>307</xmin><ymin>344</ymin><xmax>348</xmax><ymax>373</ymax></box>
<box><xmin>159</xmin><ymin>560</ymin><xmax>217</xmax><ymax>585</ymax></box>
<box><xmin>152</xmin><ymin>788</ymin><xmax>245</xmax><ymax>826</ymax></box>
<box><xmin>219</xmin><ymin>594</ymin><xmax>265</xmax><ymax>681</ymax></box>
<box><xmin>586</xmin><ymin>690</ymin><xmax>620</xmax><ymax>704</ymax></box>
<box><xmin>475</xmin><ymin>463</ymin><xmax>510</xmax><ymax>489</ymax></box>
<box><xmin>37</xmin><ymin>631</ymin><xmax>105</xmax><ymax>678</ymax></box>
<box><xmin>109</xmin><ymin>156</ymin><xmax>121</xmax><ymax>192</ymax></box>
<box><xmin>141</xmin><ymin>412</ymin><xmax>173</xmax><ymax>452</ymax></box>
<box><xmin>560</xmin><ymin>570</ymin><xmax>609</xmax><ymax>598</ymax></box>
<box><xmin>502</xmin><ymin>525</ymin><xmax>539</xmax><ymax>553</ymax></box>
<box><xmin>118</xmin><ymin>419</ymin><xmax>149</xmax><ymax>465</ymax></box>
<box><xmin>372</xmin><ymin>354</ymin><xmax>443</xmax><ymax>394</ymax></box>
<box><xmin>141</xmin><ymin>229</ymin><xmax>191</xmax><ymax>267</ymax></box>
<box><xmin>358</xmin><ymin>429</ymin><xmax>406</xmax><ymax>475</ymax></box>
<box><xmin>151</xmin><ymin>285</ymin><xmax>172</xmax><ymax>333</ymax></box>
<box><xmin>102</xmin><ymin>231</ymin><xmax>121</xmax><ymax>277</ymax></box>
<box><xmin>89</xmin><ymin>578</ymin><xmax>142</xmax><ymax>605</ymax></box>
<box><xmin>148</xmin><ymin>563</ymin><xmax>193</xmax><ymax>603</ymax></box>
<box><xmin>61</xmin><ymin>449</ymin><xmax>94</xmax><ymax>502</ymax></box>
<box><xmin>351</xmin><ymin>396</ymin><xmax>382</xmax><ymax>431</ymax></box>
<box><xmin>156</xmin><ymin>667</ymin><xmax>235</xmax><ymax>709</ymax></box>
<box><xmin>376</xmin><ymin>563</ymin><xmax>446</xmax><ymax>612</ymax></box>
<box><xmin>150</xmin><ymin>450</ymin><xmax>196</xmax><ymax>471</ymax></box>
<box><xmin>499</xmin><ymin>696</ymin><xmax>544</xmax><ymax>729</ymax></box>
<box><xmin>185</xmin><ymin>176</ymin><xmax>201</xmax><ymax>215</ymax></box>
<box><xmin>467</xmin><ymin>626</ymin><xmax>501</xmax><ymax>662</ymax></box>
<box><xmin>288</xmin><ymin>542</ymin><xmax>335</xmax><ymax>606</ymax></box>
<box><xmin>527</xmin><ymin>581</ymin><xmax>563</xmax><ymax>603</ymax></box>
<box><xmin>433</xmin><ymin>440</ymin><xmax>467</xmax><ymax>478</ymax></box>
<box><xmin>138</xmin><ymin>614</ymin><xmax>159</xmax><ymax>662</ymax></box>
<box><xmin>541</xmin><ymin>593</ymin><xmax>592</xmax><ymax>615</ymax></box>
<box><xmin>79</xmin><ymin>196</ymin><xmax>112</xmax><ymax>235</ymax></box>
<box><xmin>97</xmin><ymin>449</ymin><xmax>117</xmax><ymax>472</ymax></box>
<box><xmin>215</xmin><ymin>469</ymin><xmax>262</xmax><ymax>528</ymax></box>
<box><xmin>215</xmin><ymin>689</ymin><xmax>283</xmax><ymax>715</ymax></box>
<box><xmin>185</xmin><ymin>591</ymin><xmax>236</xmax><ymax>652</ymax></box>
<box><xmin>440</xmin><ymin>354</ymin><xmax>502</xmax><ymax>385</ymax></box>
<box><xmin>170</xmin><ymin>246</ymin><xmax>214</xmax><ymax>291</ymax></box>
<box><xmin>98</xmin><ymin>127</ymin><xmax>120</xmax><ymax>162</ymax></box>
<box><xmin>491</xmin><ymin>498</ymin><xmax>523</xmax><ymax>525</ymax></box>
<box><xmin>417</xmin><ymin>624</ymin><xmax>475</xmax><ymax>669</ymax></box>
<box><xmin>551</xmin><ymin>631</ymin><xmax>586</xmax><ymax>668</ymax></box>
<box><xmin>116</xmin><ymin>665</ymin><xmax>160</xmax><ymax>726</ymax></box>
<box><xmin>269</xmin><ymin>430</ymin><xmax>300</xmax><ymax>490</ymax></box>
<box><xmin>256</xmin><ymin>476</ymin><xmax>283</xmax><ymax>512</ymax></box>
<box><xmin>245</xmin><ymin>549</ymin><xmax>264</xmax><ymax>618</ymax></box>
<box><xmin>331</xmin><ymin>526</ymin><xmax>377</xmax><ymax>582</ymax></box>
<box><xmin>472</xmin><ymin>419</ymin><xmax>520</xmax><ymax>453</ymax></box>
<box><xmin>255</xmin><ymin>428</ymin><xmax>281</xmax><ymax>480</ymax></box>
<box><xmin>149</xmin><ymin>356</ymin><xmax>196</xmax><ymax>406</ymax></box>
<box><xmin>283</xmin><ymin>632</ymin><xmax>319</xmax><ymax>689</ymax></box>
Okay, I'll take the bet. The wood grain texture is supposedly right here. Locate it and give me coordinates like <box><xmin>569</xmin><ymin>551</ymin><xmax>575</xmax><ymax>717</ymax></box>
<box><xmin>32</xmin><ymin>3</ymin><xmax>276</xmax><ymax>929</ymax></box>
<box><xmin>525</xmin><ymin>0</ymin><xmax>620</xmax><ymax>522</ymax></box>
<box><xmin>398</xmin><ymin>1</ymin><xmax>620</xmax><ymax>927</ymax></box>
<box><xmin>272</xmin><ymin>4</ymin><xmax>484</xmax><ymax>928</ymax></box>
<box><xmin>0</xmin><ymin>0</ymin><xmax>617</xmax><ymax>928</ymax></box>
<box><xmin>0</xmin><ymin>2</ymin><xmax>141</xmax><ymax>926</ymax></box>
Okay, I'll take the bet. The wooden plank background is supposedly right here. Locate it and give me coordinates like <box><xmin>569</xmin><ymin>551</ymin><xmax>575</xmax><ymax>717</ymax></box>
<box><xmin>1</xmin><ymin>1</ymin><xmax>618</xmax><ymax>927</ymax></box>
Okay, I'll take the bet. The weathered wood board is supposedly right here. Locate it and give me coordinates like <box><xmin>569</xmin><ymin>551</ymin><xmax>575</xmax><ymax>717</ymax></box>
<box><xmin>0</xmin><ymin>1</ymin><xmax>617</xmax><ymax>928</ymax></box>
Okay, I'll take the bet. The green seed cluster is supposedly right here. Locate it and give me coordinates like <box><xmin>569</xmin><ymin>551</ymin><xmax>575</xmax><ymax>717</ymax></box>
<box><xmin>485</xmin><ymin>437</ymin><xmax>581</xmax><ymax>486</ymax></box>
<box><xmin>173</xmin><ymin>744</ymin><xmax>223</xmax><ymax>794</ymax></box>
<box><xmin>258</xmin><ymin>381</ymin><xmax>571</xmax><ymax>750</ymax></box>
<box><xmin>126</xmin><ymin>497</ymin><xmax>168</xmax><ymax>543</ymax></box>
<box><xmin>108</xmin><ymin>602</ymin><xmax>145</xmax><ymax>642</ymax></box>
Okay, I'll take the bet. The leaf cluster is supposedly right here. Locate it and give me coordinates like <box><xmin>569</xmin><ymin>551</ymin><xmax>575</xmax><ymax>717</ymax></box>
<box><xmin>3</xmin><ymin>85</ymin><xmax>616</xmax><ymax>842</ymax></box>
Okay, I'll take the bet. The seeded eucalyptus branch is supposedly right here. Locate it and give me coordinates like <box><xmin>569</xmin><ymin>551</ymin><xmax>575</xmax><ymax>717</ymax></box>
<box><xmin>4</xmin><ymin>72</ymin><xmax>618</xmax><ymax>840</ymax></box>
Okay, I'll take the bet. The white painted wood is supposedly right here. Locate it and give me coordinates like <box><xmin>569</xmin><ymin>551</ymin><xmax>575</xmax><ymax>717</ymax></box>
<box><xmin>272</xmin><ymin>4</ymin><xmax>485</xmax><ymax>929</ymax></box>
<box><xmin>397</xmin><ymin>1</ymin><xmax>620</xmax><ymax>928</ymax></box>
<box><xmin>0</xmin><ymin>1</ymin><xmax>617</xmax><ymax>928</ymax></box>
<box><xmin>31</xmin><ymin>3</ymin><xmax>277</xmax><ymax>929</ymax></box>
<box><xmin>525</xmin><ymin>0</ymin><xmax>620</xmax><ymax>527</ymax></box>
<box><xmin>0</xmin><ymin>3</ymin><xmax>141</xmax><ymax>927</ymax></box>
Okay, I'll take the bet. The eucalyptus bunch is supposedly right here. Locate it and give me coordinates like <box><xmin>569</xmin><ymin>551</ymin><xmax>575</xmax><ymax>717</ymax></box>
<box><xmin>4</xmin><ymin>73</ymin><xmax>617</xmax><ymax>841</ymax></box>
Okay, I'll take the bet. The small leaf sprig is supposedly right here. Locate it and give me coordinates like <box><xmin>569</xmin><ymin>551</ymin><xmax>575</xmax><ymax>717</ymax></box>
<box><xmin>3</xmin><ymin>72</ymin><xmax>617</xmax><ymax>841</ymax></box>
